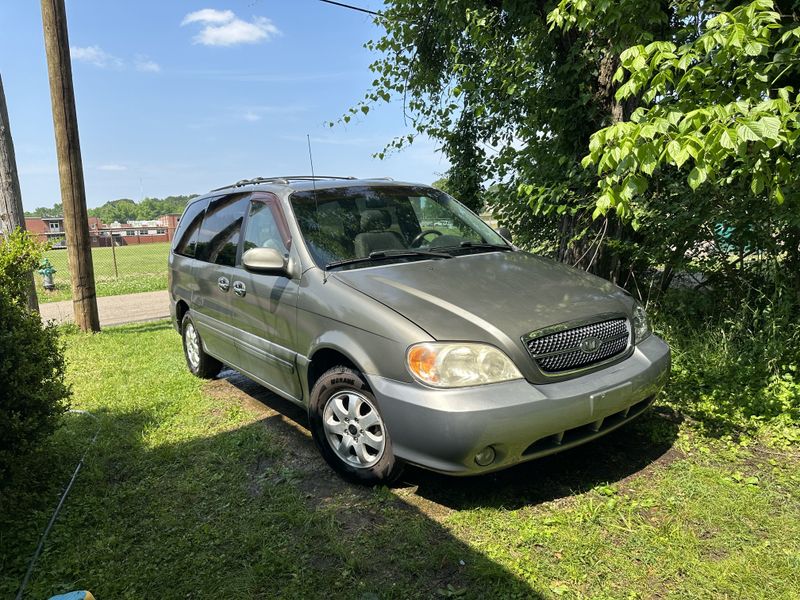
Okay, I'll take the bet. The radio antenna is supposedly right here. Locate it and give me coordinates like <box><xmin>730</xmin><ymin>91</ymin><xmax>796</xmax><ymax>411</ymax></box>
<box><xmin>306</xmin><ymin>134</ymin><xmax>318</xmax><ymax>201</ymax></box>
<box><xmin>307</xmin><ymin>134</ymin><xmax>327</xmax><ymax>281</ymax></box>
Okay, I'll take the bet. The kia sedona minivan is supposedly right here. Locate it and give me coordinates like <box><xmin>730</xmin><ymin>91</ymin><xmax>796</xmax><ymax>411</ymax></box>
<box><xmin>169</xmin><ymin>176</ymin><xmax>671</xmax><ymax>484</ymax></box>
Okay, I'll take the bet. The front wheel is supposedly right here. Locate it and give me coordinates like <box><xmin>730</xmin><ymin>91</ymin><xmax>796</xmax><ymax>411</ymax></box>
<box><xmin>181</xmin><ymin>312</ymin><xmax>222</xmax><ymax>379</ymax></box>
<box><xmin>308</xmin><ymin>367</ymin><xmax>403</xmax><ymax>485</ymax></box>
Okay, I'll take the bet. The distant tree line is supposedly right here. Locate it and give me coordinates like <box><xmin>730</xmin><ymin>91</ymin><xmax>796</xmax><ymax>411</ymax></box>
<box><xmin>25</xmin><ymin>195</ymin><xmax>196</xmax><ymax>223</ymax></box>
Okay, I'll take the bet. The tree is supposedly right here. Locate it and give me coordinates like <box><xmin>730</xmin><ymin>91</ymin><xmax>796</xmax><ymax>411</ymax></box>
<box><xmin>347</xmin><ymin>0</ymin><xmax>800</xmax><ymax>301</ymax></box>
<box><xmin>25</xmin><ymin>203</ymin><xmax>63</xmax><ymax>218</ymax></box>
<box><xmin>568</xmin><ymin>0</ymin><xmax>800</xmax><ymax>289</ymax></box>
<box><xmin>345</xmin><ymin>0</ymin><xmax>675</xmax><ymax>284</ymax></box>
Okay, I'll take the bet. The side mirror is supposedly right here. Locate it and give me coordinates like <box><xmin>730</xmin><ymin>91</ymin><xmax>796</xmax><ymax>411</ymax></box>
<box><xmin>497</xmin><ymin>226</ymin><xmax>512</xmax><ymax>242</ymax></box>
<box><xmin>242</xmin><ymin>247</ymin><xmax>288</xmax><ymax>275</ymax></box>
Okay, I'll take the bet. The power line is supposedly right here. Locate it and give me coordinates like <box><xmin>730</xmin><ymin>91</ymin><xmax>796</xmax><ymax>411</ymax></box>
<box><xmin>318</xmin><ymin>0</ymin><xmax>382</xmax><ymax>17</ymax></box>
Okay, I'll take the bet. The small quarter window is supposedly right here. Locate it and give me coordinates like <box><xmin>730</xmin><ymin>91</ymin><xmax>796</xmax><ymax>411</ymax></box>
<box><xmin>196</xmin><ymin>194</ymin><xmax>250</xmax><ymax>266</ymax></box>
<box><xmin>174</xmin><ymin>199</ymin><xmax>207</xmax><ymax>258</ymax></box>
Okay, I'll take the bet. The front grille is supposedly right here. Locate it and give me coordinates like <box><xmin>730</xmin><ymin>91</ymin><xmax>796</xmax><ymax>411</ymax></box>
<box><xmin>524</xmin><ymin>316</ymin><xmax>630</xmax><ymax>374</ymax></box>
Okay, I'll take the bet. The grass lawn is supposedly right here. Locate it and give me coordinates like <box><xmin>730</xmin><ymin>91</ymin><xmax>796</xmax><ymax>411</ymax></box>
<box><xmin>1</xmin><ymin>321</ymin><xmax>799</xmax><ymax>598</ymax></box>
<box><xmin>36</xmin><ymin>243</ymin><xmax>170</xmax><ymax>303</ymax></box>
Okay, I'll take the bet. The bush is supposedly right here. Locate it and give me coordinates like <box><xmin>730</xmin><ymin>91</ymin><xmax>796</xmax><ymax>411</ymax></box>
<box><xmin>653</xmin><ymin>287</ymin><xmax>800</xmax><ymax>439</ymax></box>
<box><xmin>0</xmin><ymin>230</ymin><xmax>70</xmax><ymax>484</ymax></box>
<box><xmin>0</xmin><ymin>228</ymin><xmax>44</xmax><ymax>305</ymax></box>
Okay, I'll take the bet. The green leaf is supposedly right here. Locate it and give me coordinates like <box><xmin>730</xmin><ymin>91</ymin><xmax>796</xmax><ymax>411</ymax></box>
<box><xmin>757</xmin><ymin>116</ymin><xmax>781</xmax><ymax>141</ymax></box>
<box><xmin>719</xmin><ymin>128</ymin><xmax>738</xmax><ymax>150</ymax></box>
<box><xmin>667</xmin><ymin>140</ymin><xmax>690</xmax><ymax>167</ymax></box>
<box><xmin>744</xmin><ymin>41</ymin><xmax>763</xmax><ymax>56</ymax></box>
<box><xmin>666</xmin><ymin>140</ymin><xmax>681</xmax><ymax>162</ymax></box>
<box><xmin>751</xmin><ymin>175</ymin><xmax>765</xmax><ymax>196</ymax></box>
<box><xmin>736</xmin><ymin>120</ymin><xmax>763</xmax><ymax>142</ymax></box>
<box><xmin>688</xmin><ymin>166</ymin><xmax>707</xmax><ymax>190</ymax></box>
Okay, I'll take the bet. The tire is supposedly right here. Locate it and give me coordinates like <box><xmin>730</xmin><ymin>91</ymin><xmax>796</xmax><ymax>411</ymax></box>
<box><xmin>181</xmin><ymin>312</ymin><xmax>222</xmax><ymax>379</ymax></box>
<box><xmin>308</xmin><ymin>366</ymin><xmax>403</xmax><ymax>485</ymax></box>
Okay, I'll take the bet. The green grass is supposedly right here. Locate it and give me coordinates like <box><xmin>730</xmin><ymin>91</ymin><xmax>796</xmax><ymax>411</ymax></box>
<box><xmin>36</xmin><ymin>243</ymin><xmax>170</xmax><ymax>303</ymax></box>
<box><xmin>1</xmin><ymin>321</ymin><xmax>799</xmax><ymax>598</ymax></box>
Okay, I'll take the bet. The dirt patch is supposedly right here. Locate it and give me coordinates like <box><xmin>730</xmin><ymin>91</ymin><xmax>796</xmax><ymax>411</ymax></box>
<box><xmin>203</xmin><ymin>372</ymin><xmax>395</xmax><ymax>517</ymax></box>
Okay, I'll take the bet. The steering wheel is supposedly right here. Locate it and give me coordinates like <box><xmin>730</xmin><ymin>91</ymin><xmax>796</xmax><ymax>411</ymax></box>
<box><xmin>410</xmin><ymin>229</ymin><xmax>443</xmax><ymax>247</ymax></box>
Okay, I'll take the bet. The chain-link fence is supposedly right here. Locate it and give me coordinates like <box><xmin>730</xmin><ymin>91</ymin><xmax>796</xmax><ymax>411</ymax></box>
<box><xmin>35</xmin><ymin>227</ymin><xmax>175</xmax><ymax>303</ymax></box>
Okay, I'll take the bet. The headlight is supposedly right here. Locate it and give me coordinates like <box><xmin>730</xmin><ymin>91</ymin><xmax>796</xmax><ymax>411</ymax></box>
<box><xmin>632</xmin><ymin>301</ymin><xmax>651</xmax><ymax>343</ymax></box>
<box><xmin>407</xmin><ymin>342</ymin><xmax>523</xmax><ymax>388</ymax></box>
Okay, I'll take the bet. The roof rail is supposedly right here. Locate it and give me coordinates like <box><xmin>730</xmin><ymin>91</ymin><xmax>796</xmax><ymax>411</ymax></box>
<box><xmin>210</xmin><ymin>175</ymin><xmax>357</xmax><ymax>192</ymax></box>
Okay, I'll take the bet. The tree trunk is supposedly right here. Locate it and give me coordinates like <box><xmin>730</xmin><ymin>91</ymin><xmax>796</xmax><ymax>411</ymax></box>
<box><xmin>0</xmin><ymin>73</ymin><xmax>39</xmax><ymax>312</ymax></box>
<box><xmin>40</xmin><ymin>0</ymin><xmax>100</xmax><ymax>332</ymax></box>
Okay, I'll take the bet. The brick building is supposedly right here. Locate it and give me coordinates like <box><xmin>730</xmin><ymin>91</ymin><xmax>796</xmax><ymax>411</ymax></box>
<box><xmin>25</xmin><ymin>214</ymin><xmax>178</xmax><ymax>248</ymax></box>
<box><xmin>25</xmin><ymin>216</ymin><xmax>102</xmax><ymax>248</ymax></box>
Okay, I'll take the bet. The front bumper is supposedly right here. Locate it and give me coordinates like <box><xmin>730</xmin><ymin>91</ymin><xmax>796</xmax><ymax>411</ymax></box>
<box><xmin>366</xmin><ymin>334</ymin><xmax>671</xmax><ymax>475</ymax></box>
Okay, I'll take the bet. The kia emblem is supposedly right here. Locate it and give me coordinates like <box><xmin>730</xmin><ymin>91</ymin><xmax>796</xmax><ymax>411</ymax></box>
<box><xmin>580</xmin><ymin>336</ymin><xmax>601</xmax><ymax>353</ymax></box>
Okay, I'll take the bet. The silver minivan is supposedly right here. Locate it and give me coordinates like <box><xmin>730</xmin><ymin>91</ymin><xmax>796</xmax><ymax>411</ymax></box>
<box><xmin>169</xmin><ymin>176</ymin><xmax>670</xmax><ymax>484</ymax></box>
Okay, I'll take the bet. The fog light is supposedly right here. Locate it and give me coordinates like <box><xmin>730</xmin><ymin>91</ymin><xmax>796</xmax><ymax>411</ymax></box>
<box><xmin>474</xmin><ymin>446</ymin><xmax>496</xmax><ymax>467</ymax></box>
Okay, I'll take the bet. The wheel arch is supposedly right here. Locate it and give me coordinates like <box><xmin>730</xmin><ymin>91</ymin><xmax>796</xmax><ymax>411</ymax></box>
<box><xmin>305</xmin><ymin>345</ymin><xmax>364</xmax><ymax>398</ymax></box>
<box><xmin>175</xmin><ymin>299</ymin><xmax>190</xmax><ymax>332</ymax></box>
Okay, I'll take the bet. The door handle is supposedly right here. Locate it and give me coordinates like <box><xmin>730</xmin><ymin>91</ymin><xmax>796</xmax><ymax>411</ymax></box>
<box><xmin>217</xmin><ymin>276</ymin><xmax>230</xmax><ymax>292</ymax></box>
<box><xmin>233</xmin><ymin>281</ymin><xmax>246</xmax><ymax>297</ymax></box>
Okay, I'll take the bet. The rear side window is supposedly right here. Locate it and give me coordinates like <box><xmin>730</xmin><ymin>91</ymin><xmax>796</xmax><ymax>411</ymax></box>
<box><xmin>195</xmin><ymin>194</ymin><xmax>250</xmax><ymax>266</ymax></box>
<box><xmin>173</xmin><ymin>198</ymin><xmax>208</xmax><ymax>258</ymax></box>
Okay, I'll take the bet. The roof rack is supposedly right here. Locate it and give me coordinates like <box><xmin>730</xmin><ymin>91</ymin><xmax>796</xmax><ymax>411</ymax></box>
<box><xmin>211</xmin><ymin>175</ymin><xmax>357</xmax><ymax>192</ymax></box>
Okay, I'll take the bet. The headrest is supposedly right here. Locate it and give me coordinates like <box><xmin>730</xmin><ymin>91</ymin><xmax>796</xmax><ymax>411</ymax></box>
<box><xmin>365</xmin><ymin>197</ymin><xmax>388</xmax><ymax>209</ymax></box>
<box><xmin>361</xmin><ymin>209</ymin><xmax>391</xmax><ymax>231</ymax></box>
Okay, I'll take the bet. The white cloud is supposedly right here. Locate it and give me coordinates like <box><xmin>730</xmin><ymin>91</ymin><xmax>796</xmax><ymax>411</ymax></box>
<box><xmin>243</xmin><ymin>111</ymin><xmax>261</xmax><ymax>122</ymax></box>
<box><xmin>134</xmin><ymin>56</ymin><xmax>161</xmax><ymax>73</ymax></box>
<box><xmin>181</xmin><ymin>9</ymin><xmax>281</xmax><ymax>46</ymax></box>
<box><xmin>181</xmin><ymin>8</ymin><xmax>235</xmax><ymax>25</ymax></box>
<box><xmin>70</xmin><ymin>45</ymin><xmax>124</xmax><ymax>69</ymax></box>
<box><xmin>98</xmin><ymin>164</ymin><xmax>127</xmax><ymax>172</ymax></box>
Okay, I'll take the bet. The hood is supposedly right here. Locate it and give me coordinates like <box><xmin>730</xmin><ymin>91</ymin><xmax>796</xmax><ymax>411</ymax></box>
<box><xmin>332</xmin><ymin>251</ymin><xmax>632</xmax><ymax>360</ymax></box>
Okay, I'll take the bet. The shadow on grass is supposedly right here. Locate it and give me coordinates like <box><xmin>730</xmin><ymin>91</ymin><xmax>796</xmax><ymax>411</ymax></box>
<box><xmin>106</xmin><ymin>319</ymin><xmax>174</xmax><ymax>335</ymax></box>
<box><xmin>223</xmin><ymin>370</ymin><xmax>681</xmax><ymax>511</ymax></box>
<box><xmin>405</xmin><ymin>406</ymin><xmax>682</xmax><ymax>511</ymax></box>
<box><xmin>2</xmin><ymin>373</ymin><xmax>540</xmax><ymax>599</ymax></box>
<box><xmin>4</xmin><ymin>363</ymin><xmax>681</xmax><ymax>598</ymax></box>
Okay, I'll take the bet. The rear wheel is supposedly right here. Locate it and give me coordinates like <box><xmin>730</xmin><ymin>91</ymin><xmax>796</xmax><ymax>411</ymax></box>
<box><xmin>309</xmin><ymin>366</ymin><xmax>403</xmax><ymax>485</ymax></box>
<box><xmin>181</xmin><ymin>312</ymin><xmax>222</xmax><ymax>379</ymax></box>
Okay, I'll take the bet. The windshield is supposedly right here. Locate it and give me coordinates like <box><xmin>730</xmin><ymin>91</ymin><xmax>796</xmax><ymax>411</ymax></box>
<box><xmin>290</xmin><ymin>185</ymin><xmax>509</xmax><ymax>268</ymax></box>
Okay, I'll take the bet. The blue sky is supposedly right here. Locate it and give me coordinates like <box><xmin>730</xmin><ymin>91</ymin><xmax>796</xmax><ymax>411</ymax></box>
<box><xmin>0</xmin><ymin>1</ymin><xmax>448</xmax><ymax>211</ymax></box>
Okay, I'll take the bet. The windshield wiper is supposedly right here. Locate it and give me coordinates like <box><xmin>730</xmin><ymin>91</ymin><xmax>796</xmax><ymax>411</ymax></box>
<box><xmin>434</xmin><ymin>241</ymin><xmax>514</xmax><ymax>255</ymax></box>
<box><xmin>325</xmin><ymin>249</ymin><xmax>452</xmax><ymax>270</ymax></box>
<box><xmin>459</xmin><ymin>241</ymin><xmax>513</xmax><ymax>250</ymax></box>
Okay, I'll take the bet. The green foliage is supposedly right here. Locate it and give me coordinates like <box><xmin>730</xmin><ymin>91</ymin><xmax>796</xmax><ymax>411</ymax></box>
<box><xmin>580</xmin><ymin>0</ymin><xmax>800</xmax><ymax>218</ymax></box>
<box><xmin>87</xmin><ymin>195</ymin><xmax>196</xmax><ymax>223</ymax></box>
<box><xmin>0</xmin><ymin>232</ymin><xmax>69</xmax><ymax>484</ymax></box>
<box><xmin>26</xmin><ymin>195</ymin><xmax>196</xmax><ymax>223</ymax></box>
<box><xmin>0</xmin><ymin>229</ymin><xmax>44</xmax><ymax>305</ymax></box>
<box><xmin>655</xmin><ymin>287</ymin><xmax>800</xmax><ymax>436</ymax></box>
<box><xmin>1</xmin><ymin>322</ymin><xmax>798</xmax><ymax>598</ymax></box>
<box><xmin>24</xmin><ymin>203</ymin><xmax>62</xmax><ymax>218</ymax></box>
<box><xmin>350</xmin><ymin>0</ymin><xmax>800</xmax><ymax>309</ymax></box>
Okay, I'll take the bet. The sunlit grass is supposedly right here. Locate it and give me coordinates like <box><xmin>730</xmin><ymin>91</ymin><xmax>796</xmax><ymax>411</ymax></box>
<box><xmin>1</xmin><ymin>321</ymin><xmax>798</xmax><ymax>598</ymax></box>
<box><xmin>35</xmin><ymin>243</ymin><xmax>170</xmax><ymax>303</ymax></box>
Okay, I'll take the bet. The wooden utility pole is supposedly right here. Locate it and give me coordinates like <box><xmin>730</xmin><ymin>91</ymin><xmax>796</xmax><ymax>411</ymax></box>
<box><xmin>41</xmin><ymin>0</ymin><xmax>99</xmax><ymax>331</ymax></box>
<box><xmin>0</xmin><ymin>74</ymin><xmax>40</xmax><ymax>312</ymax></box>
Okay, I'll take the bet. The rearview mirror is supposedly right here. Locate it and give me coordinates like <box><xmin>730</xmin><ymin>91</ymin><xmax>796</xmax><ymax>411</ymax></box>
<box><xmin>242</xmin><ymin>247</ymin><xmax>288</xmax><ymax>275</ymax></box>
<box><xmin>497</xmin><ymin>226</ymin><xmax>512</xmax><ymax>242</ymax></box>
